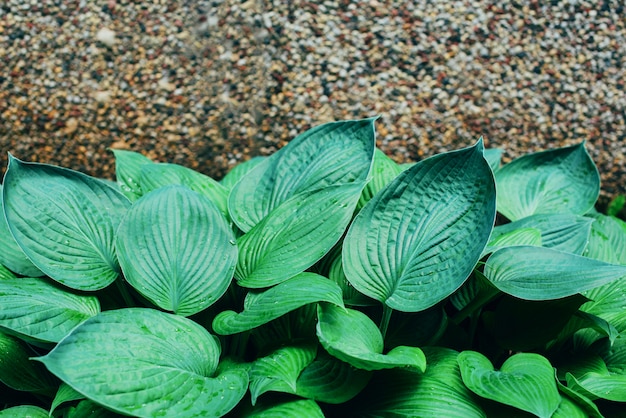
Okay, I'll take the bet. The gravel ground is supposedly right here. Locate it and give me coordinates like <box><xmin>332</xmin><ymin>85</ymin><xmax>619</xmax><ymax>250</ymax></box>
<box><xmin>0</xmin><ymin>0</ymin><xmax>625</xmax><ymax>205</ymax></box>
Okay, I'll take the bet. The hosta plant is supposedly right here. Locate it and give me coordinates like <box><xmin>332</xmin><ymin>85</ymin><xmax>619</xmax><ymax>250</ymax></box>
<box><xmin>1</xmin><ymin>118</ymin><xmax>626</xmax><ymax>417</ymax></box>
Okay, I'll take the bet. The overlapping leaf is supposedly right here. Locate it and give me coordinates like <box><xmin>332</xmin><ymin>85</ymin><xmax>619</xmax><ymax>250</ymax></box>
<box><xmin>357</xmin><ymin>148</ymin><xmax>403</xmax><ymax>209</ymax></box>
<box><xmin>244</xmin><ymin>399</ymin><xmax>324</xmax><ymax>418</ymax></box>
<box><xmin>212</xmin><ymin>273</ymin><xmax>343</xmax><ymax>335</ymax></box>
<box><xmin>111</xmin><ymin>149</ymin><xmax>154</xmax><ymax>201</ymax></box>
<box><xmin>316</xmin><ymin>304</ymin><xmax>426</xmax><ymax>372</ymax></box>
<box><xmin>2</xmin><ymin>156</ymin><xmax>130</xmax><ymax>290</ymax></box>
<box><xmin>116</xmin><ymin>185</ymin><xmax>237</xmax><ymax>316</ymax></box>
<box><xmin>458</xmin><ymin>351</ymin><xmax>560</xmax><ymax>417</ymax></box>
<box><xmin>495</xmin><ymin>142</ymin><xmax>599</xmax><ymax>221</ymax></box>
<box><xmin>229</xmin><ymin>118</ymin><xmax>376</xmax><ymax>232</ymax></box>
<box><xmin>343</xmin><ymin>140</ymin><xmax>496</xmax><ymax>312</ymax></box>
<box><xmin>0</xmin><ymin>278</ymin><xmax>100</xmax><ymax>342</ymax></box>
<box><xmin>0</xmin><ymin>332</ymin><xmax>58</xmax><ymax>394</ymax></box>
<box><xmin>0</xmin><ymin>406</ymin><xmax>49</xmax><ymax>418</ymax></box>
<box><xmin>235</xmin><ymin>183</ymin><xmax>364</xmax><ymax>288</ymax></box>
<box><xmin>484</xmin><ymin>246</ymin><xmax>626</xmax><ymax>300</ymax></box>
<box><xmin>220</xmin><ymin>156</ymin><xmax>266</xmax><ymax>190</ymax></box>
<box><xmin>37</xmin><ymin>308</ymin><xmax>247</xmax><ymax>418</ymax></box>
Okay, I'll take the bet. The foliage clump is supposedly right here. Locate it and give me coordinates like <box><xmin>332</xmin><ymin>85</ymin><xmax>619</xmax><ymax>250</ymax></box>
<box><xmin>1</xmin><ymin>118</ymin><xmax>626</xmax><ymax>417</ymax></box>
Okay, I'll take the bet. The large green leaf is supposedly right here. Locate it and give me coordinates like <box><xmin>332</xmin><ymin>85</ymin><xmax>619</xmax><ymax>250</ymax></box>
<box><xmin>0</xmin><ymin>278</ymin><xmax>100</xmax><ymax>342</ymax></box>
<box><xmin>566</xmin><ymin>372</ymin><xmax>626</xmax><ymax>402</ymax></box>
<box><xmin>235</xmin><ymin>183</ymin><xmax>364</xmax><ymax>288</ymax></box>
<box><xmin>489</xmin><ymin>213</ymin><xmax>593</xmax><ymax>255</ymax></box>
<box><xmin>483</xmin><ymin>227</ymin><xmax>542</xmax><ymax>256</ymax></box>
<box><xmin>458</xmin><ymin>351</ymin><xmax>560</xmax><ymax>417</ymax></box>
<box><xmin>356</xmin><ymin>347</ymin><xmax>486</xmax><ymax>417</ymax></box>
<box><xmin>243</xmin><ymin>399</ymin><xmax>324</xmax><ymax>418</ymax></box>
<box><xmin>116</xmin><ymin>185</ymin><xmax>237</xmax><ymax>316</ymax></box>
<box><xmin>0</xmin><ymin>406</ymin><xmax>49</xmax><ymax>418</ymax></box>
<box><xmin>111</xmin><ymin>149</ymin><xmax>154</xmax><ymax>201</ymax></box>
<box><xmin>484</xmin><ymin>246</ymin><xmax>626</xmax><ymax>300</ymax></box>
<box><xmin>220</xmin><ymin>156</ymin><xmax>266</xmax><ymax>190</ymax></box>
<box><xmin>343</xmin><ymin>140</ymin><xmax>496</xmax><ymax>312</ymax></box>
<box><xmin>37</xmin><ymin>308</ymin><xmax>247</xmax><ymax>418</ymax></box>
<box><xmin>212</xmin><ymin>273</ymin><xmax>344</xmax><ymax>335</ymax></box>
<box><xmin>316</xmin><ymin>304</ymin><xmax>426</xmax><ymax>372</ymax></box>
<box><xmin>357</xmin><ymin>148</ymin><xmax>403</xmax><ymax>209</ymax></box>
<box><xmin>584</xmin><ymin>213</ymin><xmax>626</xmax><ymax>265</ymax></box>
<box><xmin>139</xmin><ymin>163</ymin><xmax>229</xmax><ymax>219</ymax></box>
<box><xmin>229</xmin><ymin>118</ymin><xmax>376</xmax><ymax>232</ymax></box>
<box><xmin>0</xmin><ymin>184</ymin><xmax>43</xmax><ymax>277</ymax></box>
<box><xmin>2</xmin><ymin>156</ymin><xmax>130</xmax><ymax>290</ymax></box>
<box><xmin>495</xmin><ymin>142</ymin><xmax>599</xmax><ymax>221</ymax></box>
<box><xmin>0</xmin><ymin>331</ymin><xmax>58</xmax><ymax>394</ymax></box>
<box><xmin>249</xmin><ymin>343</ymin><xmax>317</xmax><ymax>404</ymax></box>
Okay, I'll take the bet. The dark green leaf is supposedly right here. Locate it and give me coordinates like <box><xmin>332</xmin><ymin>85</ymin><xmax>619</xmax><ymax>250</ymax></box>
<box><xmin>0</xmin><ymin>406</ymin><xmax>49</xmax><ymax>417</ymax></box>
<box><xmin>0</xmin><ymin>331</ymin><xmax>57</xmax><ymax>394</ymax></box>
<box><xmin>343</xmin><ymin>140</ymin><xmax>496</xmax><ymax>312</ymax></box>
<box><xmin>243</xmin><ymin>399</ymin><xmax>324</xmax><ymax>418</ymax></box>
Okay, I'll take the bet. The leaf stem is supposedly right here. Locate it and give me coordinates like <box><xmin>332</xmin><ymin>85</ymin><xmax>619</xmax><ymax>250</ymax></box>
<box><xmin>379</xmin><ymin>304</ymin><xmax>393</xmax><ymax>340</ymax></box>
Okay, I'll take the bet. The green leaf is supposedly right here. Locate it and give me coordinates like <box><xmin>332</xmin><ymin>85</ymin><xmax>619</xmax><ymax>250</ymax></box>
<box><xmin>356</xmin><ymin>347</ymin><xmax>486</xmax><ymax>417</ymax></box>
<box><xmin>357</xmin><ymin>148</ymin><xmax>403</xmax><ymax>209</ymax></box>
<box><xmin>556</xmin><ymin>379</ymin><xmax>605</xmax><ymax>418</ymax></box>
<box><xmin>0</xmin><ymin>331</ymin><xmax>57</xmax><ymax>394</ymax></box>
<box><xmin>2</xmin><ymin>156</ymin><xmax>130</xmax><ymax>290</ymax></box>
<box><xmin>111</xmin><ymin>149</ymin><xmax>153</xmax><ymax>201</ymax></box>
<box><xmin>37</xmin><ymin>308</ymin><xmax>247</xmax><ymax>418</ymax></box>
<box><xmin>489</xmin><ymin>213</ymin><xmax>593</xmax><ymax>255</ymax></box>
<box><xmin>235</xmin><ymin>183</ymin><xmax>364</xmax><ymax>288</ymax></box>
<box><xmin>0</xmin><ymin>406</ymin><xmax>49</xmax><ymax>418</ymax></box>
<box><xmin>0</xmin><ymin>264</ymin><xmax>15</xmax><ymax>280</ymax></box>
<box><xmin>244</xmin><ymin>399</ymin><xmax>324</xmax><ymax>418</ymax></box>
<box><xmin>116</xmin><ymin>185</ymin><xmax>237</xmax><ymax>316</ymax></box>
<box><xmin>51</xmin><ymin>383</ymin><xmax>85</xmax><ymax>416</ymax></box>
<box><xmin>484</xmin><ymin>147</ymin><xmax>503</xmax><ymax>172</ymax></box>
<box><xmin>0</xmin><ymin>278</ymin><xmax>100</xmax><ymax>343</ymax></box>
<box><xmin>212</xmin><ymin>273</ymin><xmax>344</xmax><ymax>335</ymax></box>
<box><xmin>343</xmin><ymin>140</ymin><xmax>496</xmax><ymax>312</ymax></box>
<box><xmin>567</xmin><ymin>372</ymin><xmax>626</xmax><ymax>402</ymax></box>
<box><xmin>316</xmin><ymin>304</ymin><xmax>426</xmax><ymax>372</ymax></box>
<box><xmin>249</xmin><ymin>343</ymin><xmax>317</xmax><ymax>404</ymax></box>
<box><xmin>295</xmin><ymin>351</ymin><xmax>371</xmax><ymax>404</ymax></box>
<box><xmin>607</xmin><ymin>195</ymin><xmax>626</xmax><ymax>217</ymax></box>
<box><xmin>322</xmin><ymin>244</ymin><xmax>375</xmax><ymax>306</ymax></box>
<box><xmin>229</xmin><ymin>118</ymin><xmax>376</xmax><ymax>232</ymax></box>
<box><xmin>458</xmin><ymin>351</ymin><xmax>560</xmax><ymax>417</ymax></box>
<box><xmin>139</xmin><ymin>163</ymin><xmax>230</xmax><ymax>219</ymax></box>
<box><xmin>220</xmin><ymin>156</ymin><xmax>266</xmax><ymax>190</ymax></box>
<box><xmin>66</xmin><ymin>400</ymin><xmax>125</xmax><ymax>418</ymax></box>
<box><xmin>484</xmin><ymin>246</ymin><xmax>626</xmax><ymax>300</ymax></box>
<box><xmin>483</xmin><ymin>227</ymin><xmax>542</xmax><ymax>256</ymax></box>
<box><xmin>0</xmin><ymin>184</ymin><xmax>43</xmax><ymax>277</ymax></box>
<box><xmin>495</xmin><ymin>142</ymin><xmax>600</xmax><ymax>221</ymax></box>
<box><xmin>585</xmin><ymin>213</ymin><xmax>626</xmax><ymax>265</ymax></box>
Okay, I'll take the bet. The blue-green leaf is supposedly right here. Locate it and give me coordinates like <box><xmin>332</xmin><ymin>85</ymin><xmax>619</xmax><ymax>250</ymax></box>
<box><xmin>495</xmin><ymin>142</ymin><xmax>599</xmax><ymax>221</ymax></box>
<box><xmin>357</xmin><ymin>148</ymin><xmax>403</xmax><ymax>209</ymax></box>
<box><xmin>458</xmin><ymin>351</ymin><xmax>560</xmax><ymax>418</ymax></box>
<box><xmin>2</xmin><ymin>156</ymin><xmax>130</xmax><ymax>290</ymax></box>
<box><xmin>484</xmin><ymin>246</ymin><xmax>626</xmax><ymax>300</ymax></box>
<box><xmin>316</xmin><ymin>304</ymin><xmax>426</xmax><ymax>372</ymax></box>
<box><xmin>229</xmin><ymin>118</ymin><xmax>376</xmax><ymax>232</ymax></box>
<box><xmin>220</xmin><ymin>156</ymin><xmax>266</xmax><ymax>190</ymax></box>
<box><xmin>343</xmin><ymin>140</ymin><xmax>496</xmax><ymax>312</ymax></box>
<box><xmin>235</xmin><ymin>183</ymin><xmax>364</xmax><ymax>288</ymax></box>
<box><xmin>484</xmin><ymin>147</ymin><xmax>503</xmax><ymax>172</ymax></box>
<box><xmin>0</xmin><ymin>278</ymin><xmax>99</xmax><ymax>343</ymax></box>
<box><xmin>212</xmin><ymin>273</ymin><xmax>343</xmax><ymax>335</ymax></box>
<box><xmin>116</xmin><ymin>185</ymin><xmax>237</xmax><ymax>316</ymax></box>
<box><xmin>37</xmin><ymin>308</ymin><xmax>247</xmax><ymax>418</ymax></box>
<box><xmin>111</xmin><ymin>149</ymin><xmax>154</xmax><ymax>201</ymax></box>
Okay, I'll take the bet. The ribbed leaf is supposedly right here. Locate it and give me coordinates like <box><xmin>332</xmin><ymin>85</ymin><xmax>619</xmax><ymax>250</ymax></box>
<box><xmin>111</xmin><ymin>149</ymin><xmax>154</xmax><ymax>201</ymax></box>
<box><xmin>0</xmin><ymin>264</ymin><xmax>15</xmax><ymax>280</ymax></box>
<box><xmin>495</xmin><ymin>142</ymin><xmax>599</xmax><ymax>221</ymax></box>
<box><xmin>556</xmin><ymin>380</ymin><xmax>605</xmax><ymax>418</ymax></box>
<box><xmin>0</xmin><ymin>406</ymin><xmax>49</xmax><ymax>418</ymax></box>
<box><xmin>458</xmin><ymin>351</ymin><xmax>560</xmax><ymax>418</ymax></box>
<box><xmin>139</xmin><ymin>163</ymin><xmax>229</xmax><ymax>219</ymax></box>
<box><xmin>489</xmin><ymin>213</ymin><xmax>593</xmax><ymax>255</ymax></box>
<box><xmin>485</xmin><ymin>246</ymin><xmax>626</xmax><ymax>300</ymax></box>
<box><xmin>0</xmin><ymin>332</ymin><xmax>57</xmax><ymax>394</ymax></box>
<box><xmin>244</xmin><ymin>399</ymin><xmax>324</xmax><ymax>418</ymax></box>
<box><xmin>585</xmin><ymin>213</ymin><xmax>626</xmax><ymax>264</ymax></box>
<box><xmin>567</xmin><ymin>372</ymin><xmax>626</xmax><ymax>402</ymax></box>
<box><xmin>357</xmin><ymin>347</ymin><xmax>486</xmax><ymax>417</ymax></box>
<box><xmin>235</xmin><ymin>183</ymin><xmax>364</xmax><ymax>288</ymax></box>
<box><xmin>343</xmin><ymin>140</ymin><xmax>496</xmax><ymax>312</ymax></box>
<box><xmin>212</xmin><ymin>273</ymin><xmax>343</xmax><ymax>335</ymax></box>
<box><xmin>220</xmin><ymin>156</ymin><xmax>266</xmax><ymax>190</ymax></box>
<box><xmin>229</xmin><ymin>118</ymin><xmax>375</xmax><ymax>232</ymax></box>
<box><xmin>249</xmin><ymin>343</ymin><xmax>317</xmax><ymax>404</ymax></box>
<box><xmin>0</xmin><ymin>278</ymin><xmax>100</xmax><ymax>342</ymax></box>
<box><xmin>295</xmin><ymin>351</ymin><xmax>371</xmax><ymax>404</ymax></box>
<box><xmin>316</xmin><ymin>304</ymin><xmax>426</xmax><ymax>372</ymax></box>
<box><xmin>116</xmin><ymin>185</ymin><xmax>237</xmax><ymax>316</ymax></box>
<box><xmin>66</xmin><ymin>400</ymin><xmax>124</xmax><ymax>418</ymax></box>
<box><xmin>37</xmin><ymin>308</ymin><xmax>247</xmax><ymax>418</ymax></box>
<box><xmin>483</xmin><ymin>227</ymin><xmax>542</xmax><ymax>256</ymax></box>
<box><xmin>2</xmin><ymin>156</ymin><xmax>130</xmax><ymax>290</ymax></box>
<box><xmin>0</xmin><ymin>185</ymin><xmax>43</xmax><ymax>277</ymax></box>
<box><xmin>51</xmin><ymin>383</ymin><xmax>85</xmax><ymax>416</ymax></box>
<box><xmin>357</xmin><ymin>148</ymin><xmax>403</xmax><ymax>209</ymax></box>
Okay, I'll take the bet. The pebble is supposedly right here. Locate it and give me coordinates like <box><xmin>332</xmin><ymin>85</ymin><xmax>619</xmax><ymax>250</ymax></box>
<box><xmin>0</xmin><ymin>0</ymin><xmax>625</xmax><ymax>209</ymax></box>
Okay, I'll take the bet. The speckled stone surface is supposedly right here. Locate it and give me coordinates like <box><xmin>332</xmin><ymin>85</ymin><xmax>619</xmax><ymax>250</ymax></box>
<box><xmin>1</xmin><ymin>1</ymin><xmax>624</xmax><ymax>204</ymax></box>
